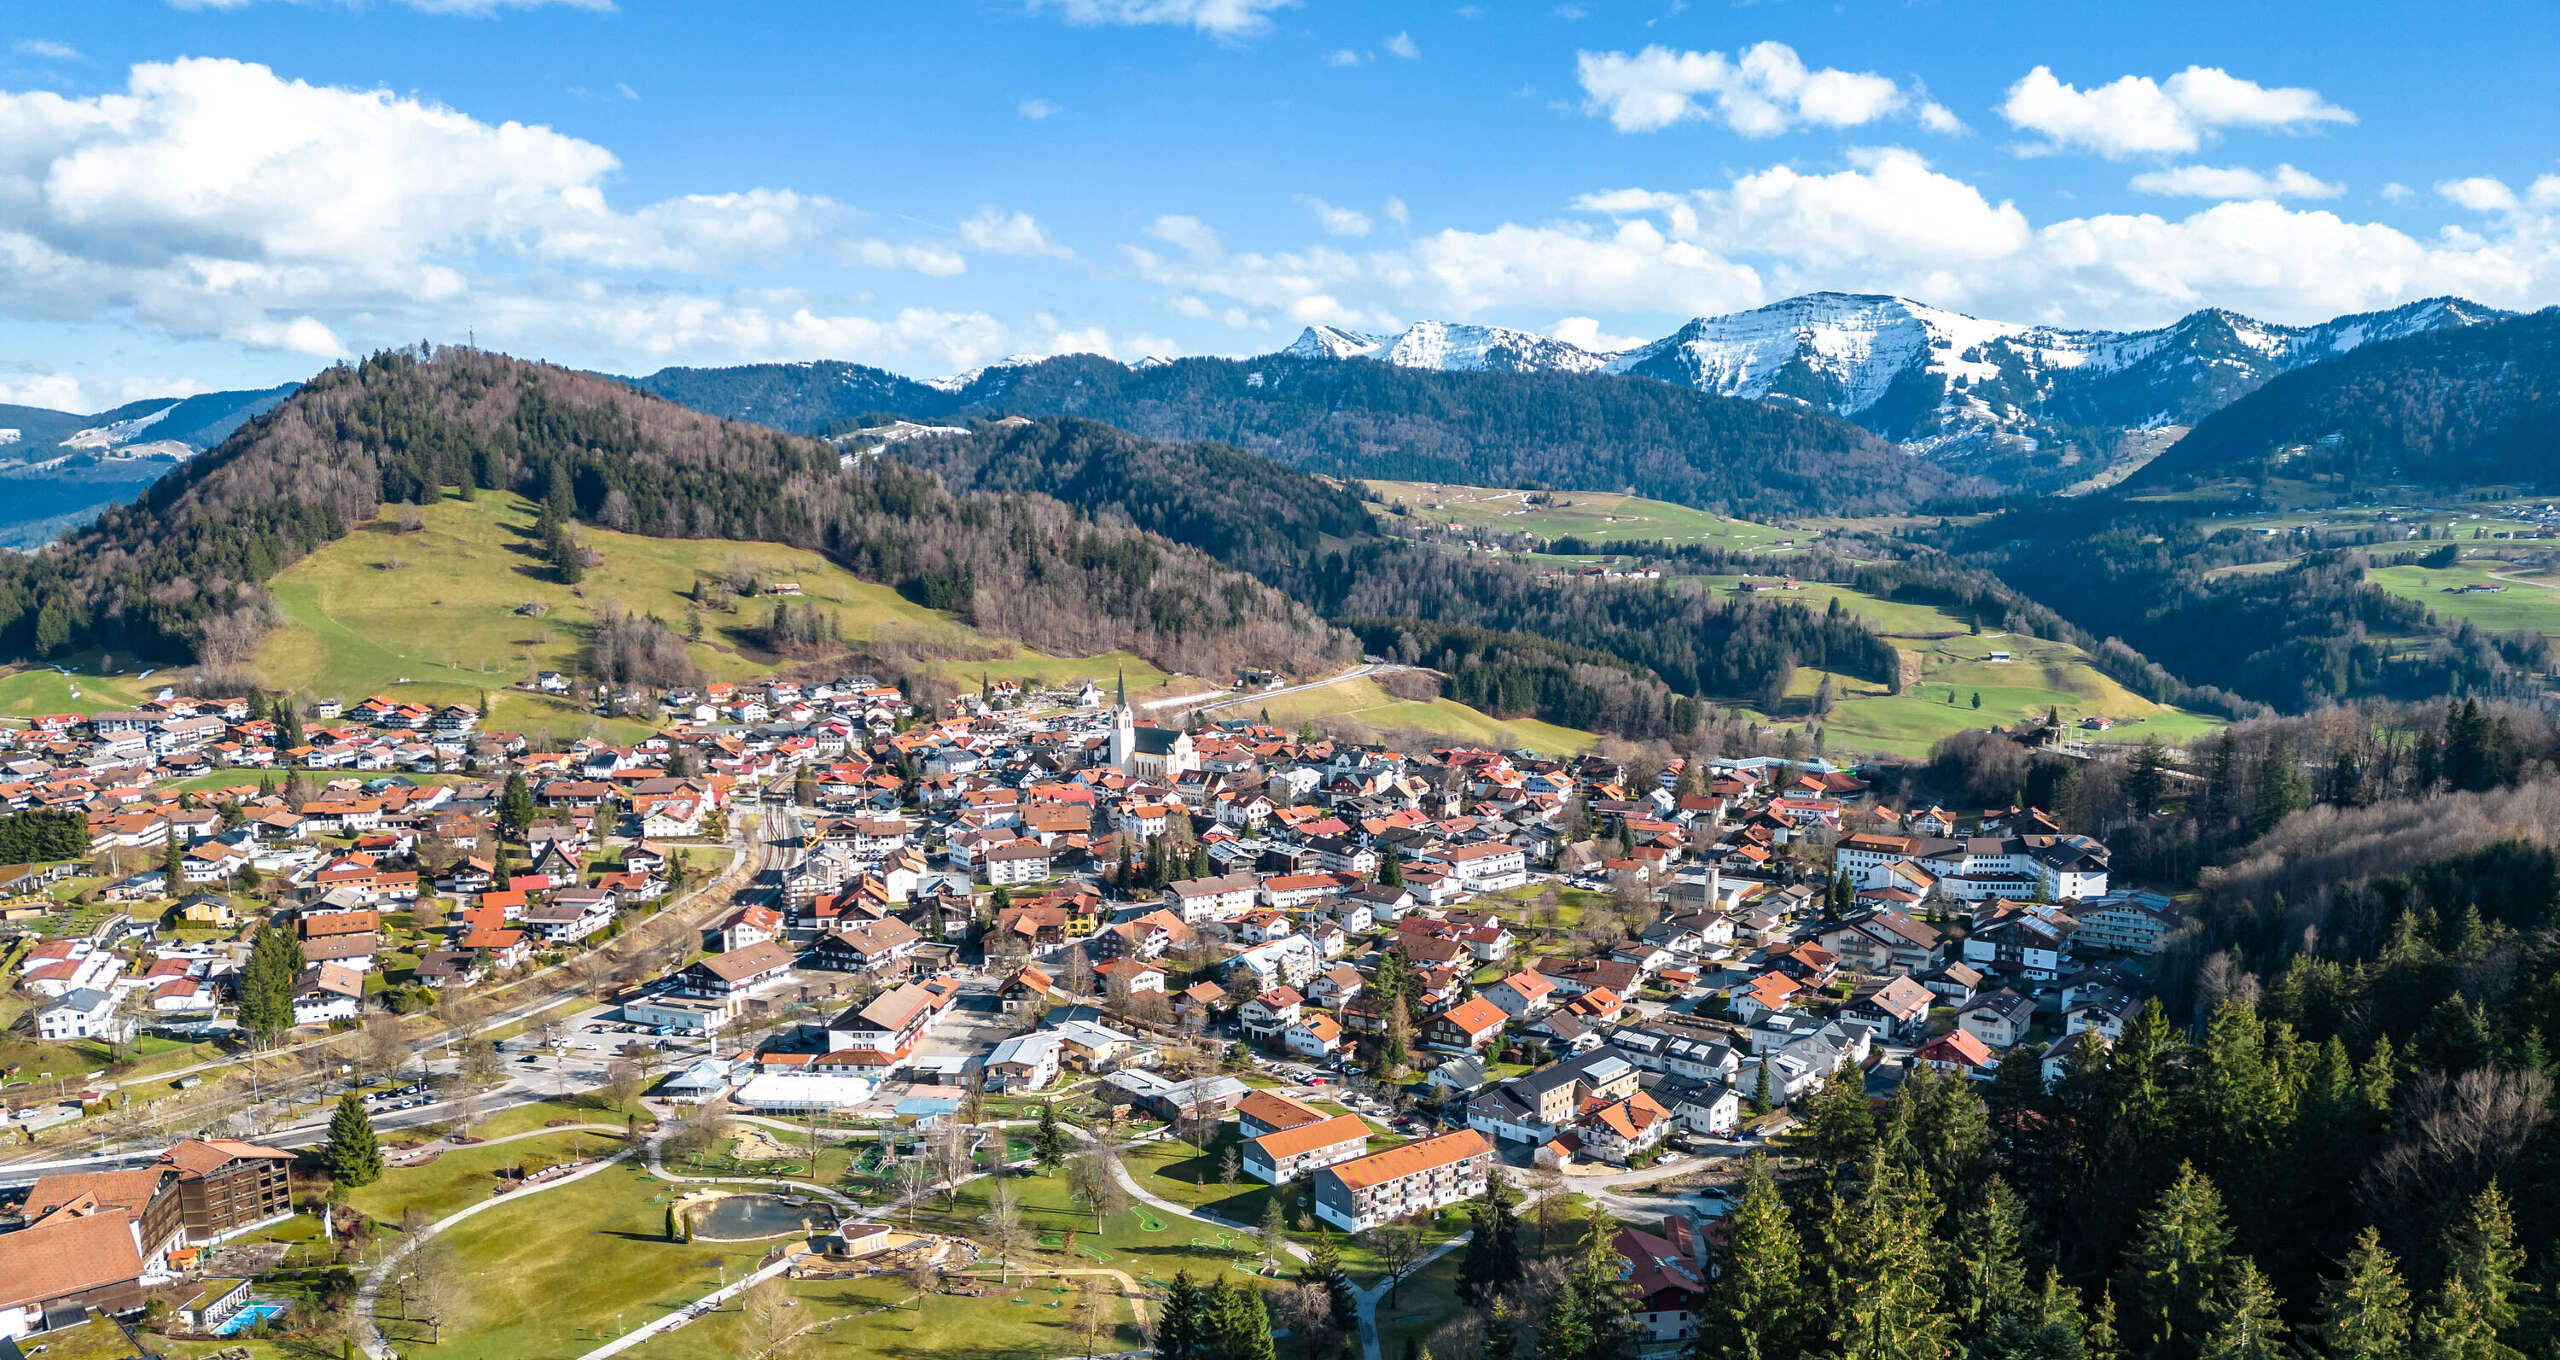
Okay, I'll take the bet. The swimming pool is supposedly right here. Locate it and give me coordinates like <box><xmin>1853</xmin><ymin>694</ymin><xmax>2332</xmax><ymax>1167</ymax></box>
<box><xmin>212</xmin><ymin>1301</ymin><xmax>287</xmax><ymax>1336</ymax></box>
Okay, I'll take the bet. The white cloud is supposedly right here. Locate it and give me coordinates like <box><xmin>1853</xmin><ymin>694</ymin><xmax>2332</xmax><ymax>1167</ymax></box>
<box><xmin>1576</xmin><ymin>41</ymin><xmax>1927</xmax><ymax>137</ymax></box>
<box><xmin>0</xmin><ymin>366</ymin><xmax>216</xmax><ymax>412</ymax></box>
<box><xmin>13</xmin><ymin>39</ymin><xmax>78</xmax><ymax>60</ymax></box>
<box><xmin>959</xmin><ymin>207</ymin><xmax>1072</xmax><ymax>258</ymax></box>
<box><xmin>1032</xmin><ymin>0</ymin><xmax>1295</xmax><ymax>38</ymax></box>
<box><xmin>1139</xmin><ymin>145</ymin><xmax>2560</xmax><ymax>340</ymax></box>
<box><xmin>1143</xmin><ymin>214</ymin><xmax>1223</xmax><ymax>260</ymax></box>
<box><xmin>1549</xmin><ymin>315</ymin><xmax>1643</xmax><ymax>352</ymax></box>
<box><xmin>2381</xmin><ymin>182</ymin><xmax>2415</xmax><ymax>203</ymax></box>
<box><xmin>2438</xmin><ymin>176</ymin><xmax>2520</xmax><ymax>213</ymax></box>
<box><xmin>1297</xmin><ymin>196</ymin><xmax>1373</xmax><ymax>238</ymax></box>
<box><xmin>0</xmin><ymin>58</ymin><xmax>968</xmax><ymax>361</ymax></box>
<box><xmin>847</xmin><ymin>239</ymin><xmax>968</xmax><ymax>275</ymax></box>
<box><xmin>1017</xmin><ymin>97</ymin><xmax>1059</xmax><ymax>120</ymax></box>
<box><xmin>1916</xmin><ymin>100</ymin><xmax>1965</xmax><ymax>135</ymax></box>
<box><xmin>1383</xmin><ymin>196</ymin><xmax>1409</xmax><ymax>230</ymax></box>
<box><xmin>1704</xmin><ymin>148</ymin><xmax>2033</xmax><ymax>268</ymax></box>
<box><xmin>1385</xmin><ymin>31</ymin><xmax>1420</xmax><ymax>60</ymax></box>
<box><xmin>2128</xmin><ymin>163</ymin><xmax>2344</xmax><ymax>200</ymax></box>
<box><xmin>1999</xmin><ymin>64</ymin><xmax>2353</xmax><ymax>158</ymax></box>
<box><xmin>1323</xmin><ymin>48</ymin><xmax>1365</xmax><ymax>68</ymax></box>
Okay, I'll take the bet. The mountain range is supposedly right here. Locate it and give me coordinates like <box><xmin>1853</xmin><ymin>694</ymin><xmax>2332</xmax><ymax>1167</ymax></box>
<box><xmin>1276</xmin><ymin>293</ymin><xmax>2507</xmax><ymax>488</ymax></box>
<box><xmin>2131</xmin><ymin>306</ymin><xmax>2560</xmax><ymax>490</ymax></box>
<box><xmin>628</xmin><ymin>291</ymin><xmax>2506</xmax><ymax>497</ymax></box>
<box><xmin>0</xmin><ymin>384</ymin><xmax>299</xmax><ymax>548</ymax></box>
<box><xmin>631</xmin><ymin>348</ymin><xmax>1949</xmax><ymax>518</ymax></box>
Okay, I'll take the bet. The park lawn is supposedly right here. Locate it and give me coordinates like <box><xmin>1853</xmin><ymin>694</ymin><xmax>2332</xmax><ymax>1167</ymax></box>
<box><xmin>451</xmin><ymin>1094</ymin><xmax>655</xmax><ymax>1141</ymax></box>
<box><xmin>0</xmin><ymin>1031</ymin><xmax>119</xmax><ymax>1085</ymax></box>
<box><xmin>650</xmin><ymin>1268</ymin><xmax>1142</xmax><ymax>1360</ymax></box>
<box><xmin>393</xmin><ymin>1157</ymin><xmax>754</xmax><ymax>1359</ymax></box>
<box><xmin>1362</xmin><ymin>480</ymin><xmax>1793</xmax><ymax>552</ymax></box>
<box><xmin>1122</xmin><ymin>1127</ymin><xmax>1285</xmax><ymax>1226</ymax></box>
<box><xmin>1248</xmin><ymin>677</ymin><xmax>1594</xmax><ymax>757</ymax></box>
<box><xmin>345</xmin><ymin>1129</ymin><xmax>620</xmax><ymax>1227</ymax></box>
<box><xmin>900</xmin><ymin>1165</ymin><xmax>1279</xmax><ymax>1293</ymax></box>
<box><xmin>2369</xmin><ymin>561</ymin><xmax>2560</xmax><ymax>636</ymax></box>
<box><xmin>1333</xmin><ymin>1202</ymin><xmax>1476</xmax><ymax>1286</ymax></box>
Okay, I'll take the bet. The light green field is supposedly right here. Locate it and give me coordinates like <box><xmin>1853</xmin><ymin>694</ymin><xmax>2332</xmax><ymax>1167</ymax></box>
<box><xmin>126</xmin><ymin>491</ymin><xmax>1183</xmax><ymax>721</ymax></box>
<box><xmin>253</xmin><ymin>492</ymin><xmax>977</xmax><ymax>698</ymax></box>
<box><xmin>0</xmin><ymin>661</ymin><xmax>147</xmax><ymax>719</ymax></box>
<box><xmin>2369</xmin><ymin>561</ymin><xmax>2560</xmax><ymax>636</ymax></box>
<box><xmin>395</xmin><ymin>1158</ymin><xmax>762</xmax><ymax>1358</ymax></box>
<box><xmin>1700</xmin><ymin>578</ymin><xmax>2223</xmax><ymax>758</ymax></box>
<box><xmin>650</xmin><ymin>1269</ymin><xmax>1139</xmax><ymax>1360</ymax></box>
<box><xmin>1362</xmin><ymin>479</ymin><xmax>1795</xmax><ymax>551</ymax></box>
<box><xmin>345</xmin><ymin>1127</ymin><xmax>624</xmax><ymax>1227</ymax></box>
<box><xmin>1242</xmin><ymin>676</ymin><xmax>1595</xmax><ymax>756</ymax></box>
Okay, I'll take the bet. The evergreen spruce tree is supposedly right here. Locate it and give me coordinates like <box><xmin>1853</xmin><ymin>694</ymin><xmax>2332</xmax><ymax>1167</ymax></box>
<box><xmin>1949</xmin><ymin>1177</ymin><xmax>2033</xmax><ymax>1331</ymax></box>
<box><xmin>2199</xmin><ymin>1261</ymin><xmax>2287</xmax><ymax>1360</ymax></box>
<box><xmin>1458</xmin><ymin>1177</ymin><xmax>1523</xmax><ymax>1301</ymax></box>
<box><xmin>1158</xmin><ymin>1270</ymin><xmax>1206</xmax><ymax>1360</ymax></box>
<box><xmin>1203</xmin><ymin>1276</ymin><xmax>1274</xmax><ymax>1360</ymax></box>
<box><xmin>1805</xmin><ymin>1068</ymin><xmax>1877</xmax><ymax>1168</ymax></box>
<box><xmin>2086</xmin><ymin>1287</ymin><xmax>2124</xmax><ymax>1360</ymax></box>
<box><xmin>2127</xmin><ymin>1164</ymin><xmax>2234</xmax><ymax>1360</ymax></box>
<box><xmin>1819</xmin><ymin>1149</ymin><xmax>1955</xmax><ymax>1360</ymax></box>
<box><xmin>1483</xmin><ymin>1296</ymin><xmax>1518</xmax><ymax>1360</ymax></box>
<box><xmin>238</xmin><ymin>924</ymin><xmax>305</xmax><ymax>1045</ymax></box>
<box><xmin>2417</xmin><ymin>1276</ymin><xmax>2511</xmax><ymax>1360</ymax></box>
<box><xmin>1034</xmin><ymin>1101</ymin><xmax>1071</xmax><ymax>1173</ymax></box>
<box><xmin>497</xmin><ymin>771</ymin><xmax>537</xmax><ymax>839</ymax></box>
<box><xmin>1694</xmin><ymin>1158</ymin><xmax>1804</xmax><ymax>1360</ymax></box>
<box><xmin>2441</xmin><ymin>1182</ymin><xmax>2528</xmax><ymax>1352</ymax></box>
<box><xmin>322</xmin><ymin>1091</ymin><xmax>385</xmax><ymax>1187</ymax></box>
<box><xmin>2315</xmin><ymin>1227</ymin><xmax>2411</xmax><ymax>1360</ymax></box>
<box><xmin>1302</xmin><ymin>1230</ymin><xmax>1358</xmax><ymax>1336</ymax></box>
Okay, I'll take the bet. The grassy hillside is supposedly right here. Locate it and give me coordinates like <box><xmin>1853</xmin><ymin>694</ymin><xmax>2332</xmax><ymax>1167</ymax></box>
<box><xmin>1242</xmin><ymin>675</ymin><xmax>1595</xmax><ymax>757</ymax></box>
<box><xmin>1699</xmin><ymin>577</ymin><xmax>2225</xmax><ymax>757</ymax></box>
<box><xmin>1363</xmin><ymin>479</ymin><xmax>1795</xmax><ymax>551</ymax></box>
<box><xmin>2368</xmin><ymin>559</ymin><xmax>2560</xmax><ymax>636</ymax></box>
<box><xmin>179</xmin><ymin>492</ymin><xmax>1171</xmax><ymax>729</ymax></box>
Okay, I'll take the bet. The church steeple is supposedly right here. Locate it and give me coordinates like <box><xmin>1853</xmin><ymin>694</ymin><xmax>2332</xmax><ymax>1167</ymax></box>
<box><xmin>1115</xmin><ymin>667</ymin><xmax>1127</xmax><ymax>710</ymax></box>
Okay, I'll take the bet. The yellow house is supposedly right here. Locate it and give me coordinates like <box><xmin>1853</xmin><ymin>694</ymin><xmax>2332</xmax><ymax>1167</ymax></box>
<box><xmin>177</xmin><ymin>894</ymin><xmax>238</xmax><ymax>928</ymax></box>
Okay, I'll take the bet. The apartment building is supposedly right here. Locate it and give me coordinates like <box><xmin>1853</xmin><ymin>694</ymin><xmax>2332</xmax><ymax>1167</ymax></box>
<box><xmin>1310</xmin><ymin>1129</ymin><xmax>1495</xmax><ymax>1232</ymax></box>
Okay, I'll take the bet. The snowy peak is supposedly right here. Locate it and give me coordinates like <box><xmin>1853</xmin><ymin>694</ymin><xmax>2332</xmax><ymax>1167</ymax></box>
<box><xmin>1264</xmin><ymin>291</ymin><xmax>2504</xmax><ymax>487</ymax></box>
<box><xmin>1284</xmin><ymin>325</ymin><xmax>1389</xmax><ymax>361</ymax></box>
<box><xmin>1281</xmin><ymin>321</ymin><xmax>1608</xmax><ymax>374</ymax></box>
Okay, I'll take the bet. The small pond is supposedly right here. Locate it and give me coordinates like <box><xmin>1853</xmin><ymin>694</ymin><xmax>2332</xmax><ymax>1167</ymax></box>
<box><xmin>693</xmin><ymin>1193</ymin><xmax>828</xmax><ymax>1241</ymax></box>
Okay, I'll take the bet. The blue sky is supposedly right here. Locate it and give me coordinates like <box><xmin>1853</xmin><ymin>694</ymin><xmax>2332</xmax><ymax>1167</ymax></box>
<box><xmin>3</xmin><ymin>0</ymin><xmax>2557</xmax><ymax>409</ymax></box>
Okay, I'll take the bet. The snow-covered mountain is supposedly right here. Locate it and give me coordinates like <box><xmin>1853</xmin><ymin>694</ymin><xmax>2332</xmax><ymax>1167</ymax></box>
<box><xmin>1281</xmin><ymin>320</ymin><xmax>1611</xmax><ymax>374</ymax></box>
<box><xmin>1272</xmin><ymin>292</ymin><xmax>2506</xmax><ymax>485</ymax></box>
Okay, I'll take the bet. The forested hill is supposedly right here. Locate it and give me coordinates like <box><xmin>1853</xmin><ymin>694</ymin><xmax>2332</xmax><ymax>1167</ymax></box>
<box><xmin>2131</xmin><ymin>307</ymin><xmax>2560</xmax><ymax>491</ymax></box>
<box><xmin>889</xmin><ymin>416</ymin><xmax>1904</xmax><ymax>740</ymax></box>
<box><xmin>888</xmin><ymin>416</ymin><xmax>1379</xmax><ymax>584</ymax></box>
<box><xmin>0</xmin><ymin>348</ymin><xmax>1345</xmax><ymax>677</ymax></box>
<box><xmin>632</xmin><ymin>352</ymin><xmax>1965</xmax><ymax>517</ymax></box>
<box><xmin>621</xmin><ymin>359</ymin><xmax>945</xmax><ymax>436</ymax></box>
